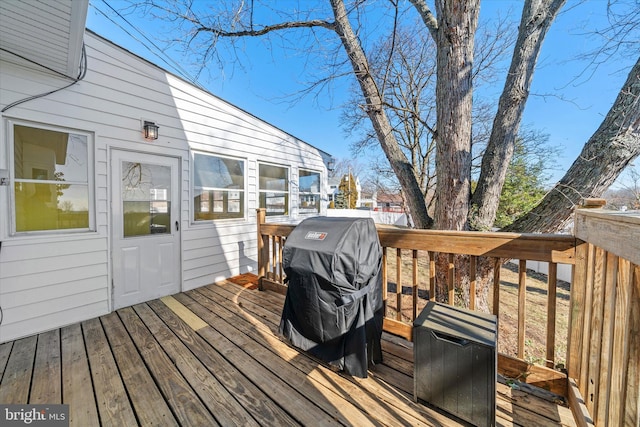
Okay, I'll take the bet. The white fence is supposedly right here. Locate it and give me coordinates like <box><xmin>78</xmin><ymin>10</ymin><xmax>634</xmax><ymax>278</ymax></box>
<box><xmin>507</xmin><ymin>260</ymin><xmax>573</xmax><ymax>284</ymax></box>
<box><xmin>326</xmin><ymin>209</ymin><xmax>408</xmax><ymax>226</ymax></box>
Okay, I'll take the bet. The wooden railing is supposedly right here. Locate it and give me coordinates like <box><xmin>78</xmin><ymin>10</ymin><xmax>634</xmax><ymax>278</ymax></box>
<box><xmin>256</xmin><ymin>206</ymin><xmax>640</xmax><ymax>425</ymax></box>
<box><xmin>568</xmin><ymin>208</ymin><xmax>640</xmax><ymax>427</ymax></box>
<box><xmin>256</xmin><ymin>209</ymin><xmax>576</xmax><ymax>395</ymax></box>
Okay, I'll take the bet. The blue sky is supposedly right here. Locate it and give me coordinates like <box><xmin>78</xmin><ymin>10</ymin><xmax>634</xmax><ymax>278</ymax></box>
<box><xmin>86</xmin><ymin>0</ymin><xmax>637</xmax><ymax>185</ymax></box>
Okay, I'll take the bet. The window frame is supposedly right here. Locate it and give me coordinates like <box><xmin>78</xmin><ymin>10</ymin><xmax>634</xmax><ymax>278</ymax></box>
<box><xmin>298</xmin><ymin>168</ymin><xmax>322</xmax><ymax>215</ymax></box>
<box><xmin>258</xmin><ymin>162</ymin><xmax>290</xmax><ymax>217</ymax></box>
<box><xmin>191</xmin><ymin>150</ymin><xmax>247</xmax><ymax>223</ymax></box>
<box><xmin>7</xmin><ymin>119</ymin><xmax>95</xmax><ymax>236</ymax></box>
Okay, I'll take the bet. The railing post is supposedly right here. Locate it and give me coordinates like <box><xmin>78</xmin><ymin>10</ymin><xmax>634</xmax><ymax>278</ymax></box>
<box><xmin>546</xmin><ymin>262</ymin><xmax>558</xmax><ymax>368</ymax></box>
<box><xmin>492</xmin><ymin>258</ymin><xmax>501</xmax><ymax>318</ymax></box>
<box><xmin>517</xmin><ymin>259</ymin><xmax>527</xmax><ymax>359</ymax></box>
<box><xmin>569</xmin><ymin>205</ymin><xmax>640</xmax><ymax>425</ymax></box>
<box><xmin>257</xmin><ymin>208</ymin><xmax>267</xmax><ymax>290</ymax></box>
<box><xmin>567</xmin><ymin>240</ymin><xmax>589</xmax><ymax>379</ymax></box>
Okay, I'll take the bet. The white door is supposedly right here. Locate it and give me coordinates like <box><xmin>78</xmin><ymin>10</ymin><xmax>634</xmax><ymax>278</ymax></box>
<box><xmin>111</xmin><ymin>150</ymin><xmax>181</xmax><ymax>309</ymax></box>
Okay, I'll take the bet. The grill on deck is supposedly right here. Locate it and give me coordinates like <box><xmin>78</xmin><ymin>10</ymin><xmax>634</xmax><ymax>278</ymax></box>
<box><xmin>278</xmin><ymin>216</ymin><xmax>383</xmax><ymax>378</ymax></box>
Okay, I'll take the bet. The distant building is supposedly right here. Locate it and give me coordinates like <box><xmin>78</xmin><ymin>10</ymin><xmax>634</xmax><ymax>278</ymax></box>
<box><xmin>328</xmin><ymin>177</ymin><xmax>341</xmax><ymax>207</ymax></box>
<box><xmin>376</xmin><ymin>192</ymin><xmax>404</xmax><ymax>212</ymax></box>
<box><xmin>359</xmin><ymin>190</ymin><xmax>377</xmax><ymax>209</ymax></box>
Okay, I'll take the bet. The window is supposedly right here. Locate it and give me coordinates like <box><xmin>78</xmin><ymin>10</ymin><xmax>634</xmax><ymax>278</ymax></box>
<box><xmin>193</xmin><ymin>152</ymin><xmax>245</xmax><ymax>221</ymax></box>
<box><xmin>298</xmin><ymin>169</ymin><xmax>321</xmax><ymax>214</ymax></box>
<box><xmin>259</xmin><ymin>163</ymin><xmax>289</xmax><ymax>216</ymax></box>
<box><xmin>122</xmin><ymin>162</ymin><xmax>171</xmax><ymax>236</ymax></box>
<box><xmin>11</xmin><ymin>123</ymin><xmax>92</xmax><ymax>233</ymax></box>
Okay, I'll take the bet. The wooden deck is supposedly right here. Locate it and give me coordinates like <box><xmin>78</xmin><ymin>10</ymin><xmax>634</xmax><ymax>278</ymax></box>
<box><xmin>0</xmin><ymin>280</ymin><xmax>577</xmax><ymax>426</ymax></box>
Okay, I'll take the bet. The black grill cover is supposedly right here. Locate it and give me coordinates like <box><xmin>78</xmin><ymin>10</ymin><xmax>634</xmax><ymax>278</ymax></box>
<box><xmin>278</xmin><ymin>217</ymin><xmax>383</xmax><ymax>378</ymax></box>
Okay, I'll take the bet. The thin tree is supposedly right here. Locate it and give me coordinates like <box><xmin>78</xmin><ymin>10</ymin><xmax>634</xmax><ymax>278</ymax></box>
<box><xmin>338</xmin><ymin>172</ymin><xmax>359</xmax><ymax>209</ymax></box>
<box><xmin>465</xmin><ymin>0</ymin><xmax>566</xmax><ymax>231</ymax></box>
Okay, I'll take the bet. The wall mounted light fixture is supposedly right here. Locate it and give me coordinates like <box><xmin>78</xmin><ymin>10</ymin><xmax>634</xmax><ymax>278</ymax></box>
<box><xmin>143</xmin><ymin>121</ymin><xmax>159</xmax><ymax>140</ymax></box>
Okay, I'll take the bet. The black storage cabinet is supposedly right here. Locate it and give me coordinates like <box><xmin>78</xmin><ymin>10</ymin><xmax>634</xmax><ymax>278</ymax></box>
<box><xmin>413</xmin><ymin>301</ymin><xmax>497</xmax><ymax>427</ymax></box>
<box><xmin>278</xmin><ymin>217</ymin><xmax>383</xmax><ymax>378</ymax></box>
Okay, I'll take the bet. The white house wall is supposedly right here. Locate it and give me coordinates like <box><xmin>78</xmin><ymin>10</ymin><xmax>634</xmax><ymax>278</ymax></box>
<box><xmin>0</xmin><ymin>31</ymin><xmax>328</xmax><ymax>342</ymax></box>
<box><xmin>0</xmin><ymin>0</ymin><xmax>87</xmax><ymax>78</ymax></box>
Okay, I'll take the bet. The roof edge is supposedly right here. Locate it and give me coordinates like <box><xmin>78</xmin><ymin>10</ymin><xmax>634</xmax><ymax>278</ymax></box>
<box><xmin>84</xmin><ymin>29</ymin><xmax>333</xmax><ymax>159</ymax></box>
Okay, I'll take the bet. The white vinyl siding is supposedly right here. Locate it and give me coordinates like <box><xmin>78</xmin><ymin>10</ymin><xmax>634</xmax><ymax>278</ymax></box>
<box><xmin>0</xmin><ymin>0</ymin><xmax>86</xmax><ymax>77</ymax></box>
<box><xmin>0</xmin><ymin>235</ymin><xmax>108</xmax><ymax>342</ymax></box>
<box><xmin>0</xmin><ymin>31</ymin><xmax>328</xmax><ymax>342</ymax></box>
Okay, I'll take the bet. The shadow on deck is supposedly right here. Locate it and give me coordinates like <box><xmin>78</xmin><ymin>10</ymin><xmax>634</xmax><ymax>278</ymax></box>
<box><xmin>0</xmin><ymin>277</ymin><xmax>576</xmax><ymax>426</ymax></box>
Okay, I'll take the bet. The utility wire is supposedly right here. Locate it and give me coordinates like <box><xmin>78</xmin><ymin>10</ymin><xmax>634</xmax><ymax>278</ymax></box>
<box><xmin>0</xmin><ymin>47</ymin><xmax>77</xmax><ymax>81</ymax></box>
<box><xmin>90</xmin><ymin>0</ymin><xmax>328</xmax><ymax>157</ymax></box>
<box><xmin>93</xmin><ymin>0</ymin><xmax>205</xmax><ymax>90</ymax></box>
<box><xmin>1</xmin><ymin>43</ymin><xmax>88</xmax><ymax>112</ymax></box>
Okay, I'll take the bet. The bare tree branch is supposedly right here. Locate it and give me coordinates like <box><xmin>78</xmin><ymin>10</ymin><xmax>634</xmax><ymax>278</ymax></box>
<box><xmin>507</xmin><ymin>55</ymin><xmax>640</xmax><ymax>232</ymax></box>
<box><xmin>407</xmin><ymin>0</ymin><xmax>438</xmax><ymax>41</ymax></box>
<box><xmin>194</xmin><ymin>19</ymin><xmax>336</xmax><ymax>38</ymax></box>
<box><xmin>470</xmin><ymin>0</ymin><xmax>565</xmax><ymax>231</ymax></box>
<box><xmin>330</xmin><ymin>0</ymin><xmax>433</xmax><ymax>227</ymax></box>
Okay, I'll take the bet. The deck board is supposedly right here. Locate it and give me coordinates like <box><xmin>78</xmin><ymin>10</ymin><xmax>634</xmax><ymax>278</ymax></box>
<box><xmin>0</xmin><ymin>279</ymin><xmax>578</xmax><ymax>426</ymax></box>
<box><xmin>0</xmin><ymin>335</ymin><xmax>36</xmax><ymax>404</ymax></box>
<box><xmin>0</xmin><ymin>341</ymin><xmax>13</xmax><ymax>379</ymax></box>
<box><xmin>147</xmin><ymin>298</ymin><xmax>299</xmax><ymax>426</ymax></box>
<box><xmin>194</xmin><ymin>282</ymin><xmax>468</xmax><ymax>426</ymax></box>
<box><xmin>100</xmin><ymin>311</ymin><xmax>178</xmax><ymax>426</ymax></box>
<box><xmin>176</xmin><ymin>291</ymin><xmax>349</xmax><ymax>426</ymax></box>
<box><xmin>118</xmin><ymin>306</ymin><xmax>219</xmax><ymax>426</ymax></box>
<box><xmin>30</xmin><ymin>329</ymin><xmax>61</xmax><ymax>404</ymax></box>
<box><xmin>187</xmin><ymin>286</ymin><xmax>455</xmax><ymax>427</ymax></box>
<box><xmin>134</xmin><ymin>302</ymin><xmax>259</xmax><ymax>427</ymax></box>
<box><xmin>61</xmin><ymin>323</ymin><xmax>99</xmax><ymax>426</ymax></box>
<box><xmin>82</xmin><ymin>317</ymin><xmax>138</xmax><ymax>427</ymax></box>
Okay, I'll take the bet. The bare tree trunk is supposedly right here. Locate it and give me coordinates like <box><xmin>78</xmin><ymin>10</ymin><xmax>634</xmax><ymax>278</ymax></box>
<box><xmin>410</xmin><ymin>0</ymin><xmax>479</xmax><ymax>307</ymax></box>
<box><xmin>507</xmin><ymin>56</ymin><xmax>640</xmax><ymax>233</ymax></box>
<box><xmin>470</xmin><ymin>0</ymin><xmax>565</xmax><ymax>231</ymax></box>
<box><xmin>409</xmin><ymin>0</ymin><xmax>479</xmax><ymax>231</ymax></box>
<box><xmin>431</xmin><ymin>1</ymin><xmax>479</xmax><ymax>230</ymax></box>
<box><xmin>330</xmin><ymin>0</ymin><xmax>433</xmax><ymax>229</ymax></box>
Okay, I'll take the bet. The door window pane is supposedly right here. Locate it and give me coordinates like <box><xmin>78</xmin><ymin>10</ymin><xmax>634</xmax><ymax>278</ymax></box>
<box><xmin>13</xmin><ymin>124</ymin><xmax>91</xmax><ymax>232</ymax></box>
<box><xmin>122</xmin><ymin>161</ymin><xmax>171</xmax><ymax>237</ymax></box>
